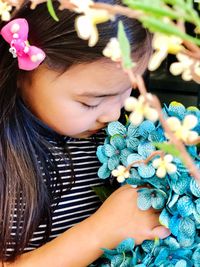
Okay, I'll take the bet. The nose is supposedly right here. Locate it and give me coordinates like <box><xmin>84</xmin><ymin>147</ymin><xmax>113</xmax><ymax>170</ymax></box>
<box><xmin>97</xmin><ymin>103</ymin><xmax>121</xmax><ymax>124</ymax></box>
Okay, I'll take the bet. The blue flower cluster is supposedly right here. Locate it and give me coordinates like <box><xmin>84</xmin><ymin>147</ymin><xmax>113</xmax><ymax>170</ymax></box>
<box><xmin>94</xmin><ymin>102</ymin><xmax>200</xmax><ymax>267</ymax></box>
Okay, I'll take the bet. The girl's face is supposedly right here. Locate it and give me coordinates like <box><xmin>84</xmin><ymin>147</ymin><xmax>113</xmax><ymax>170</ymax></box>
<box><xmin>20</xmin><ymin>60</ymin><xmax>133</xmax><ymax>138</ymax></box>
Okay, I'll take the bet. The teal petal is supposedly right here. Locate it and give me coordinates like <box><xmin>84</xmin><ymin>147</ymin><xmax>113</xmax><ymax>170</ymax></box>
<box><xmin>107</xmin><ymin>121</ymin><xmax>126</xmax><ymax>136</ymax></box>
<box><xmin>192</xmin><ymin>247</ymin><xmax>200</xmax><ymax>266</ymax></box>
<box><xmin>154</xmin><ymin>248</ymin><xmax>169</xmax><ymax>265</ymax></box>
<box><xmin>120</xmin><ymin>148</ymin><xmax>132</xmax><ymax>166</ymax></box>
<box><xmin>151</xmin><ymin>190</ymin><xmax>167</xmax><ymax>210</ymax></box>
<box><xmin>110</xmin><ymin>135</ymin><xmax>126</xmax><ymax>150</ymax></box>
<box><xmin>139</xmin><ymin>120</ymin><xmax>156</xmax><ymax>139</ymax></box>
<box><xmin>172</xmin><ymin>174</ymin><xmax>190</xmax><ymax>195</ymax></box>
<box><xmin>126</xmin><ymin>168</ymin><xmax>143</xmax><ymax>186</ymax></box>
<box><xmin>126</xmin><ymin>137</ymin><xmax>140</xmax><ymax>150</ymax></box>
<box><xmin>148</xmin><ymin>128</ymin><xmax>165</xmax><ymax>143</ymax></box>
<box><xmin>110</xmin><ymin>255</ymin><xmax>124</xmax><ymax>266</ymax></box>
<box><xmin>138</xmin><ymin>164</ymin><xmax>155</xmax><ymax>179</ymax></box>
<box><xmin>177</xmin><ymin>196</ymin><xmax>195</xmax><ymax>217</ymax></box>
<box><xmin>146</xmin><ymin>176</ymin><xmax>168</xmax><ymax>190</ymax></box>
<box><xmin>96</xmin><ymin>145</ymin><xmax>108</xmax><ymax>164</ymax></box>
<box><xmin>168</xmin><ymin>102</ymin><xmax>186</xmax><ymax>120</ymax></box>
<box><xmin>152</xmin><ymin>196</ymin><xmax>166</xmax><ymax>210</ymax></box>
<box><xmin>169</xmin><ymin>215</ymin><xmax>181</xmax><ymax>236</ymax></box>
<box><xmin>127</xmin><ymin>123</ymin><xmax>140</xmax><ymax>137</ymax></box>
<box><xmin>108</xmin><ymin>155</ymin><xmax>120</xmax><ymax>170</ymax></box>
<box><xmin>141</xmin><ymin>240</ymin><xmax>154</xmax><ymax>253</ymax></box>
<box><xmin>137</xmin><ymin>188</ymin><xmax>152</xmax><ymax>210</ymax></box>
<box><xmin>127</xmin><ymin>153</ymin><xmax>143</xmax><ymax>166</ymax></box>
<box><xmin>175</xmin><ymin>260</ymin><xmax>187</xmax><ymax>267</ymax></box>
<box><xmin>159</xmin><ymin>209</ymin><xmax>171</xmax><ymax>228</ymax></box>
<box><xmin>179</xmin><ymin>217</ymin><xmax>196</xmax><ymax>237</ymax></box>
<box><xmin>116</xmin><ymin>238</ymin><xmax>135</xmax><ymax>253</ymax></box>
<box><xmin>168</xmin><ymin>193</ymin><xmax>179</xmax><ymax>209</ymax></box>
<box><xmin>178</xmin><ymin>234</ymin><xmax>195</xmax><ymax>247</ymax></box>
<box><xmin>104</xmin><ymin>144</ymin><xmax>116</xmax><ymax>157</ymax></box>
<box><xmin>190</xmin><ymin>179</ymin><xmax>200</xmax><ymax>197</ymax></box>
<box><xmin>163</xmin><ymin>237</ymin><xmax>180</xmax><ymax>250</ymax></box>
<box><xmin>98</xmin><ymin>163</ymin><xmax>110</xmax><ymax>179</ymax></box>
<box><xmin>195</xmin><ymin>198</ymin><xmax>200</xmax><ymax>214</ymax></box>
<box><xmin>138</xmin><ymin>141</ymin><xmax>156</xmax><ymax>158</ymax></box>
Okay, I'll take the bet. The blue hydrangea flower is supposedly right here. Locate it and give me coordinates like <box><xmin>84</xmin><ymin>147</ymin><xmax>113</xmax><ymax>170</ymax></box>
<box><xmin>137</xmin><ymin>188</ymin><xmax>167</xmax><ymax>210</ymax></box>
<box><xmin>95</xmin><ymin>102</ymin><xmax>200</xmax><ymax>267</ymax></box>
<box><xmin>127</xmin><ymin>141</ymin><xmax>156</xmax><ymax>178</ymax></box>
<box><xmin>107</xmin><ymin>121</ymin><xmax>140</xmax><ymax>151</ymax></box>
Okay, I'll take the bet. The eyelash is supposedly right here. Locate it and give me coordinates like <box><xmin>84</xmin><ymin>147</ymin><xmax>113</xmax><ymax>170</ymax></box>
<box><xmin>81</xmin><ymin>102</ymin><xmax>99</xmax><ymax>110</ymax></box>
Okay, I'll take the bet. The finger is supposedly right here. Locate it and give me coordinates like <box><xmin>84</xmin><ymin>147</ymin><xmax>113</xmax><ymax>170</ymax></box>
<box><xmin>150</xmin><ymin>225</ymin><xmax>171</xmax><ymax>240</ymax></box>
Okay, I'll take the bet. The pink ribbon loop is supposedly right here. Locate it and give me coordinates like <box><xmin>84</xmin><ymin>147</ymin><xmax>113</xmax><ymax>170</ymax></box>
<box><xmin>1</xmin><ymin>18</ymin><xmax>46</xmax><ymax>71</ymax></box>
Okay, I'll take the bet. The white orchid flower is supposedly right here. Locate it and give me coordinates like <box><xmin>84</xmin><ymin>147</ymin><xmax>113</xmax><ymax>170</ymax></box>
<box><xmin>75</xmin><ymin>8</ymin><xmax>113</xmax><ymax>47</ymax></box>
<box><xmin>170</xmin><ymin>53</ymin><xmax>200</xmax><ymax>81</ymax></box>
<box><xmin>112</xmin><ymin>165</ymin><xmax>130</xmax><ymax>183</ymax></box>
<box><xmin>148</xmin><ymin>33</ymin><xmax>183</xmax><ymax>71</ymax></box>
<box><xmin>70</xmin><ymin>0</ymin><xmax>94</xmax><ymax>13</ymax></box>
<box><xmin>152</xmin><ymin>154</ymin><xmax>177</xmax><ymax>178</ymax></box>
<box><xmin>124</xmin><ymin>94</ymin><xmax>159</xmax><ymax>126</ymax></box>
<box><xmin>103</xmin><ymin>38</ymin><xmax>121</xmax><ymax>62</ymax></box>
<box><xmin>0</xmin><ymin>0</ymin><xmax>12</xmax><ymax>21</ymax></box>
<box><xmin>166</xmin><ymin>115</ymin><xmax>199</xmax><ymax>144</ymax></box>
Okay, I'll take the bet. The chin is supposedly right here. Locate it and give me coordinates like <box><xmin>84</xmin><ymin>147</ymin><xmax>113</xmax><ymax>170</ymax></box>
<box><xmin>71</xmin><ymin>132</ymin><xmax>93</xmax><ymax>139</ymax></box>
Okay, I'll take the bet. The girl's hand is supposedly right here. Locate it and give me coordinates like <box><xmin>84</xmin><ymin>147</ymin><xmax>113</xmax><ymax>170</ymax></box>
<box><xmin>91</xmin><ymin>184</ymin><xmax>170</xmax><ymax>249</ymax></box>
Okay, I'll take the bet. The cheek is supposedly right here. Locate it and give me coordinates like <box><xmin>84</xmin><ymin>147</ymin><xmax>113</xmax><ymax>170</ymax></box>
<box><xmin>50</xmin><ymin>105</ymin><xmax>98</xmax><ymax>135</ymax></box>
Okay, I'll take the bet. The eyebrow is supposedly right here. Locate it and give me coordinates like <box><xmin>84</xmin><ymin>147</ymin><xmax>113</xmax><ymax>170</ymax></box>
<box><xmin>77</xmin><ymin>87</ymin><xmax>131</xmax><ymax>98</ymax></box>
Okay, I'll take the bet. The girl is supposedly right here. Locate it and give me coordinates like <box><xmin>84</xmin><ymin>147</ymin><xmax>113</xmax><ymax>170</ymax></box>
<box><xmin>0</xmin><ymin>0</ymin><xmax>170</xmax><ymax>266</ymax></box>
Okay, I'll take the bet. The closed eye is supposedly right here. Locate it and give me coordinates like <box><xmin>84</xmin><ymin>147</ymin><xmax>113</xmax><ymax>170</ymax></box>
<box><xmin>81</xmin><ymin>102</ymin><xmax>99</xmax><ymax>110</ymax></box>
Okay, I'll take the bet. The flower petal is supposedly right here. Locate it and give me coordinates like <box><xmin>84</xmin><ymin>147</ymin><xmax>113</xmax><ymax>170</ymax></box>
<box><xmin>137</xmin><ymin>189</ymin><xmax>152</xmax><ymax>210</ymax></box>
<box><xmin>96</xmin><ymin>145</ymin><xmax>108</xmax><ymax>163</ymax></box>
<box><xmin>97</xmin><ymin>163</ymin><xmax>110</xmax><ymax>179</ymax></box>
<box><xmin>177</xmin><ymin>196</ymin><xmax>195</xmax><ymax>217</ymax></box>
<box><xmin>108</xmin><ymin>155</ymin><xmax>120</xmax><ymax>170</ymax></box>
<box><xmin>183</xmin><ymin>115</ymin><xmax>198</xmax><ymax>130</ymax></box>
<box><xmin>110</xmin><ymin>135</ymin><xmax>126</xmax><ymax>150</ymax></box>
<box><xmin>138</xmin><ymin>141</ymin><xmax>155</xmax><ymax>158</ymax></box>
<box><xmin>168</xmin><ymin>101</ymin><xmax>186</xmax><ymax>120</ymax></box>
<box><xmin>127</xmin><ymin>153</ymin><xmax>143</xmax><ymax>166</ymax></box>
<box><xmin>129</xmin><ymin>111</ymin><xmax>144</xmax><ymax>126</ymax></box>
<box><xmin>167</xmin><ymin>117</ymin><xmax>181</xmax><ymax>131</ymax></box>
<box><xmin>107</xmin><ymin>121</ymin><xmax>126</xmax><ymax>136</ymax></box>
<box><xmin>75</xmin><ymin>15</ymin><xmax>92</xmax><ymax>39</ymax></box>
<box><xmin>148</xmin><ymin>49</ymin><xmax>167</xmax><ymax>71</ymax></box>
<box><xmin>190</xmin><ymin>179</ymin><xmax>200</xmax><ymax>197</ymax></box>
<box><xmin>104</xmin><ymin>144</ymin><xmax>116</xmax><ymax>157</ymax></box>
<box><xmin>138</xmin><ymin>164</ymin><xmax>155</xmax><ymax>179</ymax></box>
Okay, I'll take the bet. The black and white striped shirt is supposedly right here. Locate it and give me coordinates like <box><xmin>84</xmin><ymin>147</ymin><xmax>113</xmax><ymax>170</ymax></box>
<box><xmin>6</xmin><ymin>100</ymin><xmax>106</xmax><ymax>256</ymax></box>
<box><xmin>25</xmin><ymin>132</ymin><xmax>106</xmax><ymax>252</ymax></box>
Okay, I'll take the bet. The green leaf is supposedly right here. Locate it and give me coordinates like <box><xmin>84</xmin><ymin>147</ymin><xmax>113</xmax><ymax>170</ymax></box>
<box><xmin>117</xmin><ymin>21</ymin><xmax>134</xmax><ymax>69</ymax></box>
<box><xmin>140</xmin><ymin>16</ymin><xmax>200</xmax><ymax>45</ymax></box>
<box><xmin>47</xmin><ymin>0</ymin><xmax>59</xmax><ymax>22</ymax></box>
<box><xmin>92</xmin><ymin>185</ymin><xmax>115</xmax><ymax>202</ymax></box>
<box><xmin>153</xmin><ymin>142</ymin><xmax>182</xmax><ymax>158</ymax></box>
<box><xmin>123</xmin><ymin>0</ymin><xmax>179</xmax><ymax>19</ymax></box>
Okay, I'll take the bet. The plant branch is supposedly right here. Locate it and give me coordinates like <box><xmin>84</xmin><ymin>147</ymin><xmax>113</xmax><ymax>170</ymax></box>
<box><xmin>126</xmin><ymin>150</ymin><xmax>164</xmax><ymax>171</ymax></box>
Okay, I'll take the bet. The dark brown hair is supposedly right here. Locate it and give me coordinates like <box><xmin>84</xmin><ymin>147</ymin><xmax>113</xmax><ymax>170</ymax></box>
<box><xmin>0</xmin><ymin>0</ymin><xmax>151</xmax><ymax>262</ymax></box>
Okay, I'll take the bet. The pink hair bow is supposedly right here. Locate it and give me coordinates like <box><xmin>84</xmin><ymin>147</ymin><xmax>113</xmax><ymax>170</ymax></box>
<box><xmin>1</xmin><ymin>18</ymin><xmax>46</xmax><ymax>71</ymax></box>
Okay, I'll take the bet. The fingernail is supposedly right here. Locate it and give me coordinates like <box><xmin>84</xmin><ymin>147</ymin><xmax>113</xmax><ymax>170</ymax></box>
<box><xmin>130</xmin><ymin>184</ymin><xmax>137</xmax><ymax>188</ymax></box>
<box><xmin>160</xmin><ymin>227</ymin><xmax>171</xmax><ymax>239</ymax></box>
